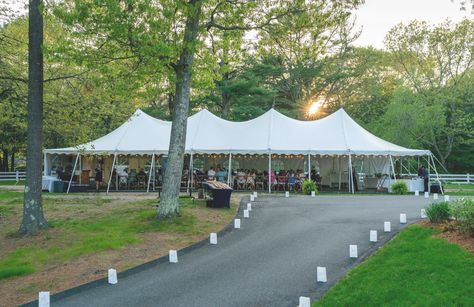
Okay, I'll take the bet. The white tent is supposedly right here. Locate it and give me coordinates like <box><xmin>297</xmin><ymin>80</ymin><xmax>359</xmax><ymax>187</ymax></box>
<box><xmin>44</xmin><ymin>108</ymin><xmax>440</xmax><ymax>193</ymax></box>
<box><xmin>44</xmin><ymin>108</ymin><xmax>429</xmax><ymax>156</ymax></box>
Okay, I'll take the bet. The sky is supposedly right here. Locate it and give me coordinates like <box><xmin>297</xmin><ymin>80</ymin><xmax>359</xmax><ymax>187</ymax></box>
<box><xmin>353</xmin><ymin>0</ymin><xmax>472</xmax><ymax>49</ymax></box>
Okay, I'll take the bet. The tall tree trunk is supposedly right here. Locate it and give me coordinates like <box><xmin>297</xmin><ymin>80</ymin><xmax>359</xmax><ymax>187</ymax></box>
<box><xmin>158</xmin><ymin>0</ymin><xmax>203</xmax><ymax>218</ymax></box>
<box><xmin>19</xmin><ymin>0</ymin><xmax>48</xmax><ymax>235</ymax></box>
<box><xmin>221</xmin><ymin>91</ymin><xmax>231</xmax><ymax>119</ymax></box>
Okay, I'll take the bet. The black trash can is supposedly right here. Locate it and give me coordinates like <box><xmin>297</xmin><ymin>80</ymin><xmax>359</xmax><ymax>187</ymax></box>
<box><xmin>52</xmin><ymin>180</ymin><xmax>66</xmax><ymax>193</ymax></box>
<box><xmin>203</xmin><ymin>181</ymin><xmax>232</xmax><ymax>208</ymax></box>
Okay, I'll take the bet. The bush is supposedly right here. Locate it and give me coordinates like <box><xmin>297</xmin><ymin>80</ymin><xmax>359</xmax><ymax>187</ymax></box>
<box><xmin>302</xmin><ymin>179</ymin><xmax>317</xmax><ymax>195</ymax></box>
<box><xmin>449</xmin><ymin>198</ymin><xmax>474</xmax><ymax>236</ymax></box>
<box><xmin>390</xmin><ymin>181</ymin><xmax>409</xmax><ymax>195</ymax></box>
<box><xmin>425</xmin><ymin>201</ymin><xmax>450</xmax><ymax>223</ymax></box>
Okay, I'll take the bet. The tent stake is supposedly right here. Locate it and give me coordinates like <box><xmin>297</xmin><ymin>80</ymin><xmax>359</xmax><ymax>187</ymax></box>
<box><xmin>67</xmin><ymin>153</ymin><xmax>80</xmax><ymax>194</ymax></box>
<box><xmin>106</xmin><ymin>153</ymin><xmax>117</xmax><ymax>194</ymax></box>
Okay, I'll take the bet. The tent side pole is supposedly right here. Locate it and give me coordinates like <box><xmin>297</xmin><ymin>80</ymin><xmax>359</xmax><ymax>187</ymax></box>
<box><xmin>308</xmin><ymin>153</ymin><xmax>311</xmax><ymax>181</ymax></box>
<box><xmin>43</xmin><ymin>153</ymin><xmax>48</xmax><ymax>176</ymax></box>
<box><xmin>389</xmin><ymin>154</ymin><xmax>397</xmax><ymax>182</ymax></box>
<box><xmin>338</xmin><ymin>156</ymin><xmax>341</xmax><ymax>191</ymax></box>
<box><xmin>147</xmin><ymin>153</ymin><xmax>155</xmax><ymax>193</ymax></box>
<box><xmin>67</xmin><ymin>153</ymin><xmax>80</xmax><ymax>194</ymax></box>
<box><xmin>190</xmin><ymin>152</ymin><xmax>194</xmax><ymax>191</ymax></box>
<box><xmin>430</xmin><ymin>154</ymin><xmax>444</xmax><ymax>194</ymax></box>
<box><xmin>186</xmin><ymin>154</ymin><xmax>191</xmax><ymax>193</ymax></box>
<box><xmin>268</xmin><ymin>153</ymin><xmax>272</xmax><ymax>193</ymax></box>
<box><xmin>227</xmin><ymin>153</ymin><xmax>232</xmax><ymax>186</ymax></box>
<box><xmin>348</xmin><ymin>154</ymin><xmax>353</xmax><ymax>194</ymax></box>
<box><xmin>106</xmin><ymin>153</ymin><xmax>117</xmax><ymax>194</ymax></box>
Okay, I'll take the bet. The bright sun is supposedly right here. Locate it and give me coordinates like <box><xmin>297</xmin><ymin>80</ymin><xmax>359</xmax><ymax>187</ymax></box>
<box><xmin>308</xmin><ymin>102</ymin><xmax>321</xmax><ymax>115</ymax></box>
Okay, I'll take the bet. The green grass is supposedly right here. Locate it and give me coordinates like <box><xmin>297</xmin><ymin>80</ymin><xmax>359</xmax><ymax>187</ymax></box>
<box><xmin>0</xmin><ymin>190</ymin><xmax>22</xmax><ymax>201</ymax></box>
<box><xmin>315</xmin><ymin>225</ymin><xmax>474</xmax><ymax>306</ymax></box>
<box><xmin>444</xmin><ymin>183</ymin><xmax>474</xmax><ymax>196</ymax></box>
<box><xmin>0</xmin><ymin>195</ymin><xmax>225</xmax><ymax>280</ymax></box>
<box><xmin>0</xmin><ymin>180</ymin><xmax>25</xmax><ymax>186</ymax></box>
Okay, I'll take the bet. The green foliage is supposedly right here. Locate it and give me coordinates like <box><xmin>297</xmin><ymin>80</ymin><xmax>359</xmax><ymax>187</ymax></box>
<box><xmin>390</xmin><ymin>181</ymin><xmax>408</xmax><ymax>195</ymax></box>
<box><xmin>425</xmin><ymin>202</ymin><xmax>451</xmax><ymax>223</ymax></box>
<box><xmin>302</xmin><ymin>179</ymin><xmax>317</xmax><ymax>195</ymax></box>
<box><xmin>316</xmin><ymin>225</ymin><xmax>474</xmax><ymax>306</ymax></box>
<box><xmin>449</xmin><ymin>198</ymin><xmax>474</xmax><ymax>236</ymax></box>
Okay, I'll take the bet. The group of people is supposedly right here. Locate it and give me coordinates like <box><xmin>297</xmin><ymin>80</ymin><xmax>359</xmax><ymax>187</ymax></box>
<box><xmin>195</xmin><ymin>167</ymin><xmax>322</xmax><ymax>191</ymax></box>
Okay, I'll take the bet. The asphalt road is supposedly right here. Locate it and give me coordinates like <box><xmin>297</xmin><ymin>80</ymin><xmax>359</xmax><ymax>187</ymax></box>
<box><xmin>52</xmin><ymin>195</ymin><xmax>434</xmax><ymax>307</ymax></box>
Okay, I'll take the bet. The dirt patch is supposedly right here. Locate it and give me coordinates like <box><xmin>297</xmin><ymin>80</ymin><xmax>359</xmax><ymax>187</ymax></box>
<box><xmin>418</xmin><ymin>221</ymin><xmax>474</xmax><ymax>253</ymax></box>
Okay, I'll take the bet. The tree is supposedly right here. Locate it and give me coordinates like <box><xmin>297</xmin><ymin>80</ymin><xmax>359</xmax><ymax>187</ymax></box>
<box><xmin>19</xmin><ymin>0</ymin><xmax>48</xmax><ymax>234</ymax></box>
<box><xmin>384</xmin><ymin>19</ymin><xmax>474</xmax><ymax>167</ymax></box>
<box><xmin>159</xmin><ymin>0</ymin><xmax>203</xmax><ymax>218</ymax></box>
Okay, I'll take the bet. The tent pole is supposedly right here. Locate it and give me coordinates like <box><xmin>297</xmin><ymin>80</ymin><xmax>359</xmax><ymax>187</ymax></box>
<box><xmin>106</xmin><ymin>153</ymin><xmax>117</xmax><ymax>194</ymax></box>
<box><xmin>147</xmin><ymin>153</ymin><xmax>155</xmax><ymax>193</ymax></box>
<box><xmin>186</xmin><ymin>154</ymin><xmax>191</xmax><ymax>193</ymax></box>
<box><xmin>338</xmin><ymin>156</ymin><xmax>341</xmax><ymax>191</ymax></box>
<box><xmin>268</xmin><ymin>153</ymin><xmax>272</xmax><ymax>193</ymax></box>
<box><xmin>308</xmin><ymin>153</ymin><xmax>311</xmax><ymax>181</ymax></box>
<box><xmin>389</xmin><ymin>154</ymin><xmax>397</xmax><ymax>182</ymax></box>
<box><xmin>399</xmin><ymin>157</ymin><xmax>403</xmax><ymax>176</ymax></box>
<box><xmin>190</xmin><ymin>152</ymin><xmax>194</xmax><ymax>191</ymax></box>
<box><xmin>348</xmin><ymin>154</ymin><xmax>353</xmax><ymax>194</ymax></box>
<box><xmin>227</xmin><ymin>153</ymin><xmax>232</xmax><ymax>186</ymax></box>
<box><xmin>429</xmin><ymin>154</ymin><xmax>444</xmax><ymax>194</ymax></box>
<box><xmin>67</xmin><ymin>153</ymin><xmax>80</xmax><ymax>194</ymax></box>
<box><xmin>153</xmin><ymin>156</ymin><xmax>156</xmax><ymax>191</ymax></box>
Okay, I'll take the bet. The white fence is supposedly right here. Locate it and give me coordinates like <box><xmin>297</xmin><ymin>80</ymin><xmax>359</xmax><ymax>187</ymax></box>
<box><xmin>0</xmin><ymin>171</ymin><xmax>26</xmax><ymax>182</ymax></box>
<box><xmin>429</xmin><ymin>173</ymin><xmax>472</xmax><ymax>184</ymax></box>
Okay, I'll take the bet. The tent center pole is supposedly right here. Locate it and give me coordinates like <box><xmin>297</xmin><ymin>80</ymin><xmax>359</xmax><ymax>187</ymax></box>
<box><xmin>106</xmin><ymin>153</ymin><xmax>117</xmax><ymax>194</ymax></box>
<box><xmin>67</xmin><ymin>153</ymin><xmax>80</xmax><ymax>194</ymax></box>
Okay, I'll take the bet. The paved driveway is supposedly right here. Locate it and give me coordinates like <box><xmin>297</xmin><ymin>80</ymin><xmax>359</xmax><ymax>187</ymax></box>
<box><xmin>48</xmin><ymin>195</ymin><xmax>434</xmax><ymax>307</ymax></box>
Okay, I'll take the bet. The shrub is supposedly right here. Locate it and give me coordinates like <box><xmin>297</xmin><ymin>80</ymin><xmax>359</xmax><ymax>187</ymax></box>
<box><xmin>449</xmin><ymin>198</ymin><xmax>474</xmax><ymax>236</ymax></box>
<box><xmin>390</xmin><ymin>181</ymin><xmax>409</xmax><ymax>195</ymax></box>
<box><xmin>425</xmin><ymin>201</ymin><xmax>450</xmax><ymax>223</ymax></box>
<box><xmin>302</xmin><ymin>179</ymin><xmax>317</xmax><ymax>195</ymax></box>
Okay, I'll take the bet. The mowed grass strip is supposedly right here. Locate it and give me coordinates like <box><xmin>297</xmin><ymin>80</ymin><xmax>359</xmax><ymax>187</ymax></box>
<box><xmin>444</xmin><ymin>183</ymin><xmax>474</xmax><ymax>196</ymax></box>
<box><xmin>0</xmin><ymin>195</ymin><xmax>234</xmax><ymax>280</ymax></box>
<box><xmin>315</xmin><ymin>225</ymin><xmax>474</xmax><ymax>306</ymax></box>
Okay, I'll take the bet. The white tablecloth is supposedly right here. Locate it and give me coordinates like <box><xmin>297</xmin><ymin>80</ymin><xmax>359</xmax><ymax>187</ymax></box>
<box><xmin>42</xmin><ymin>176</ymin><xmax>59</xmax><ymax>192</ymax></box>
<box><xmin>382</xmin><ymin>178</ymin><xmax>424</xmax><ymax>192</ymax></box>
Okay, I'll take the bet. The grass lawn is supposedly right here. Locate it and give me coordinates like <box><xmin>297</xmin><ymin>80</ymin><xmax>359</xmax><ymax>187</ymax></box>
<box><xmin>444</xmin><ymin>183</ymin><xmax>474</xmax><ymax>196</ymax></box>
<box><xmin>0</xmin><ymin>180</ymin><xmax>25</xmax><ymax>186</ymax></box>
<box><xmin>0</xmin><ymin>190</ymin><xmax>239</xmax><ymax>305</ymax></box>
<box><xmin>315</xmin><ymin>224</ymin><xmax>474</xmax><ymax>306</ymax></box>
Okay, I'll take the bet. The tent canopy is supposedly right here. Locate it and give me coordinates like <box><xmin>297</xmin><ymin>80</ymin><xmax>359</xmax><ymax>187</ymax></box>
<box><xmin>44</xmin><ymin>108</ymin><xmax>430</xmax><ymax>156</ymax></box>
